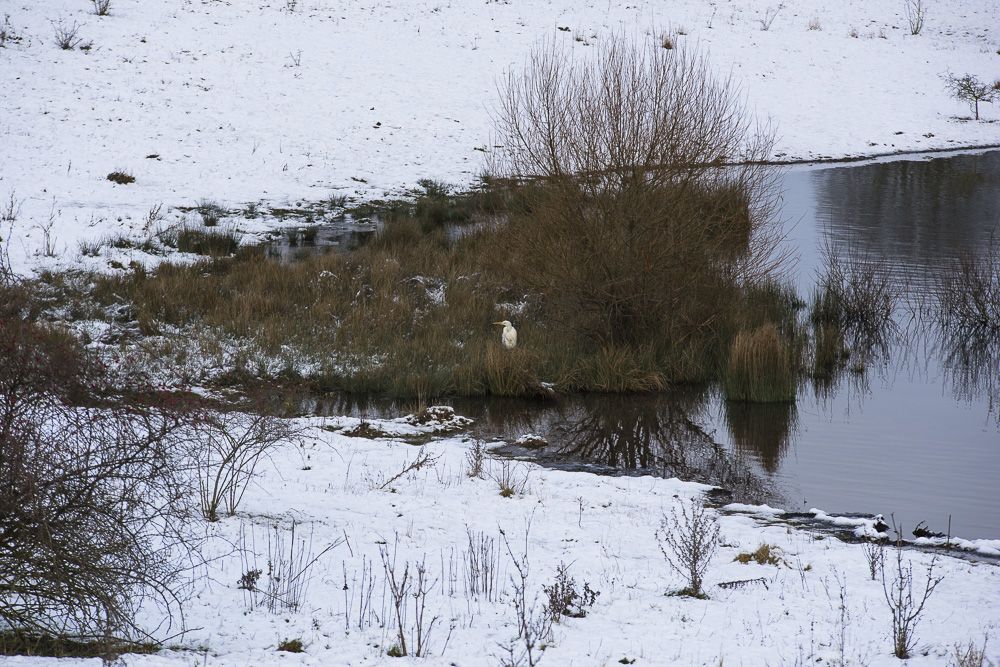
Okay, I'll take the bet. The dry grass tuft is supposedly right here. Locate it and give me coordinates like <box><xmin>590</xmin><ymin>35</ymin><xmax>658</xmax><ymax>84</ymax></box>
<box><xmin>722</xmin><ymin>323</ymin><xmax>796</xmax><ymax>402</ymax></box>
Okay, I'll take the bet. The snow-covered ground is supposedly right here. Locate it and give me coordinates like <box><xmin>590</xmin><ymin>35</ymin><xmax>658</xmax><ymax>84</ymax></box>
<box><xmin>7</xmin><ymin>409</ymin><xmax>1000</xmax><ymax>667</ymax></box>
<box><xmin>2</xmin><ymin>1</ymin><xmax>1000</xmax><ymax>664</ymax></box>
<box><xmin>2</xmin><ymin>0</ymin><xmax>999</xmax><ymax>277</ymax></box>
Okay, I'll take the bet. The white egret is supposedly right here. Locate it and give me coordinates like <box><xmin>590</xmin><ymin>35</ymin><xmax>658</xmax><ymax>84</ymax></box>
<box><xmin>493</xmin><ymin>320</ymin><xmax>517</xmax><ymax>349</ymax></box>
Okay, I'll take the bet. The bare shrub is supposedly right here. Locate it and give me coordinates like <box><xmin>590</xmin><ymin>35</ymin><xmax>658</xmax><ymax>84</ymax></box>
<box><xmin>465</xmin><ymin>438</ymin><xmax>488</xmax><ymax>478</ymax></box>
<box><xmin>863</xmin><ymin>538</ymin><xmax>886</xmax><ymax>581</ymax></box>
<box><xmin>882</xmin><ymin>522</ymin><xmax>944</xmax><ymax>659</ymax></box>
<box><xmin>0</xmin><ymin>192</ymin><xmax>19</xmax><ymax>281</ymax></box>
<box><xmin>759</xmin><ymin>4</ymin><xmax>784</xmax><ymax>31</ymax></box>
<box><xmin>934</xmin><ymin>235</ymin><xmax>1000</xmax><ymax>340</ymax></box>
<box><xmin>52</xmin><ymin>21</ymin><xmax>84</xmax><ymax>50</ymax></box>
<box><xmin>487</xmin><ymin>37</ymin><xmax>783</xmax><ymax>349</ymax></box>
<box><xmin>952</xmin><ymin>637</ymin><xmax>992</xmax><ymax>667</ymax></box>
<box><xmin>542</xmin><ymin>562</ymin><xmax>598</xmax><ymax>623</ymax></box>
<box><xmin>811</xmin><ymin>237</ymin><xmax>900</xmax><ymax>356</ymax></box>
<box><xmin>943</xmin><ymin>73</ymin><xmax>997</xmax><ymax>120</ymax></box>
<box><xmin>491</xmin><ymin>458</ymin><xmax>530</xmax><ymax>497</ymax></box>
<box><xmin>656</xmin><ymin>498</ymin><xmax>721</xmax><ymax>597</ymax></box>
<box><xmin>904</xmin><ymin>0</ymin><xmax>927</xmax><ymax>35</ymax></box>
<box><xmin>91</xmin><ymin>0</ymin><xmax>111</xmax><ymax>16</ymax></box>
<box><xmin>497</xmin><ymin>524</ymin><xmax>550</xmax><ymax>667</ymax></box>
<box><xmin>464</xmin><ymin>527</ymin><xmax>500</xmax><ymax>601</ymax></box>
<box><xmin>374</xmin><ymin>445</ymin><xmax>439</xmax><ymax>491</ymax></box>
<box><xmin>380</xmin><ymin>542</ymin><xmax>440</xmax><ymax>657</ymax></box>
<box><xmin>264</xmin><ymin>521</ymin><xmax>341</xmax><ymax>612</ymax></box>
<box><xmin>0</xmin><ymin>306</ymin><xmax>203</xmax><ymax>647</ymax></box>
<box><xmin>195</xmin><ymin>402</ymin><xmax>297</xmax><ymax>521</ymax></box>
<box><xmin>1</xmin><ymin>15</ymin><xmax>22</xmax><ymax>48</ymax></box>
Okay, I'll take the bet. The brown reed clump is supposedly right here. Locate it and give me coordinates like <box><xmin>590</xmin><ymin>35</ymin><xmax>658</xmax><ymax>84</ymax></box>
<box><xmin>722</xmin><ymin>322</ymin><xmax>796</xmax><ymax>402</ymax></box>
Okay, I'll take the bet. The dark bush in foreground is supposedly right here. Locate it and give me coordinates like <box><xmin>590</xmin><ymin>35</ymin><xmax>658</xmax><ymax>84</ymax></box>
<box><xmin>0</xmin><ymin>284</ymin><xmax>203</xmax><ymax>648</ymax></box>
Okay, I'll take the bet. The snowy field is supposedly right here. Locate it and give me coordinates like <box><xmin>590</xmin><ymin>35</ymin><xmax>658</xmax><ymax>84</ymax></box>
<box><xmin>2</xmin><ymin>1</ymin><xmax>1000</xmax><ymax>665</ymax></box>
<box><xmin>1</xmin><ymin>0</ymin><xmax>999</xmax><ymax>276</ymax></box>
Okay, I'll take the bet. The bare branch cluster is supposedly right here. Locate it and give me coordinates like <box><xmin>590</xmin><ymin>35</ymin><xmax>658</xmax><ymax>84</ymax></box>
<box><xmin>881</xmin><ymin>522</ymin><xmax>944</xmax><ymax>659</ymax></box>
<box><xmin>0</xmin><ymin>307</ymin><xmax>204</xmax><ymax>646</ymax></box>
<box><xmin>497</xmin><ymin>524</ymin><xmax>551</xmax><ymax>667</ymax></box>
<box><xmin>488</xmin><ymin>37</ymin><xmax>785</xmax><ymax>347</ymax></box>
<box><xmin>904</xmin><ymin>0</ymin><xmax>927</xmax><ymax>35</ymax></box>
<box><xmin>943</xmin><ymin>72</ymin><xmax>997</xmax><ymax>120</ymax></box>
<box><xmin>656</xmin><ymin>498</ymin><xmax>721</xmax><ymax>597</ymax></box>
<box><xmin>195</xmin><ymin>407</ymin><xmax>297</xmax><ymax>521</ymax></box>
<box><xmin>380</xmin><ymin>541</ymin><xmax>440</xmax><ymax>657</ymax></box>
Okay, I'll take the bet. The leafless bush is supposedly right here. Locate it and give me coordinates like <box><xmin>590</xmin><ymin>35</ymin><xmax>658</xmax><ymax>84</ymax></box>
<box><xmin>1</xmin><ymin>14</ymin><xmax>21</xmax><ymax>48</ymax></box>
<box><xmin>380</xmin><ymin>542</ymin><xmax>440</xmax><ymax>657</ymax></box>
<box><xmin>904</xmin><ymin>0</ymin><xmax>927</xmax><ymax>35</ymax></box>
<box><xmin>264</xmin><ymin>521</ymin><xmax>341</xmax><ymax>612</ymax></box>
<box><xmin>811</xmin><ymin>237</ymin><xmax>900</xmax><ymax>354</ymax></box>
<box><xmin>91</xmin><ymin>0</ymin><xmax>111</xmax><ymax>16</ymax></box>
<box><xmin>882</xmin><ymin>523</ymin><xmax>944</xmax><ymax>659</ymax></box>
<box><xmin>943</xmin><ymin>72</ymin><xmax>997</xmax><ymax>120</ymax></box>
<box><xmin>497</xmin><ymin>524</ymin><xmax>550</xmax><ymax>667</ymax></box>
<box><xmin>0</xmin><ymin>310</ymin><xmax>203</xmax><ymax>647</ymax></box>
<box><xmin>1</xmin><ymin>191</ymin><xmax>18</xmax><ymax>223</ymax></box>
<box><xmin>934</xmin><ymin>235</ymin><xmax>1000</xmax><ymax>340</ymax></box>
<box><xmin>542</xmin><ymin>562</ymin><xmax>598</xmax><ymax>623</ymax></box>
<box><xmin>863</xmin><ymin>538</ymin><xmax>886</xmax><ymax>581</ymax></box>
<box><xmin>341</xmin><ymin>555</ymin><xmax>380</xmax><ymax>631</ymax></box>
<box><xmin>195</xmin><ymin>406</ymin><xmax>297</xmax><ymax>521</ymax></box>
<box><xmin>492</xmin><ymin>458</ymin><xmax>530</xmax><ymax>497</ymax></box>
<box><xmin>53</xmin><ymin>21</ymin><xmax>84</xmax><ymax>50</ymax></box>
<box><xmin>465</xmin><ymin>527</ymin><xmax>500</xmax><ymax>602</ymax></box>
<box><xmin>952</xmin><ymin>637</ymin><xmax>992</xmax><ymax>667</ymax></box>
<box><xmin>488</xmin><ymin>37</ymin><xmax>783</xmax><ymax>348</ymax></box>
<box><xmin>466</xmin><ymin>438</ymin><xmax>488</xmax><ymax>478</ymax></box>
<box><xmin>656</xmin><ymin>498</ymin><xmax>721</xmax><ymax>597</ymax></box>
<box><xmin>759</xmin><ymin>4</ymin><xmax>784</xmax><ymax>31</ymax></box>
<box><xmin>0</xmin><ymin>192</ymin><xmax>18</xmax><ymax>282</ymax></box>
<box><xmin>375</xmin><ymin>445</ymin><xmax>439</xmax><ymax>491</ymax></box>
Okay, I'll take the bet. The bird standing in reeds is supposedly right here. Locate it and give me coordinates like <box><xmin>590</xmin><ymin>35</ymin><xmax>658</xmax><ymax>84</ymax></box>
<box><xmin>494</xmin><ymin>320</ymin><xmax>517</xmax><ymax>349</ymax></box>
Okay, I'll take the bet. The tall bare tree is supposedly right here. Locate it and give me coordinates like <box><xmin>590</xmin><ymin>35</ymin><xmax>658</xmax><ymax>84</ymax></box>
<box><xmin>487</xmin><ymin>37</ymin><xmax>785</xmax><ymax>347</ymax></box>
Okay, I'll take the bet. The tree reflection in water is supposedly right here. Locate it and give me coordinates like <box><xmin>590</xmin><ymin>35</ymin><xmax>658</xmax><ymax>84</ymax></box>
<box><xmin>461</xmin><ymin>392</ymin><xmax>781</xmax><ymax>507</ymax></box>
<box><xmin>721</xmin><ymin>400</ymin><xmax>798</xmax><ymax>473</ymax></box>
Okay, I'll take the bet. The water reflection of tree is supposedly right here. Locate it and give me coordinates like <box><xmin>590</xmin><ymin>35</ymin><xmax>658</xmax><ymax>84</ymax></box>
<box><xmin>812</xmin><ymin>152</ymin><xmax>1000</xmax><ymax>288</ymax></box>
<box><xmin>722</xmin><ymin>400</ymin><xmax>798</xmax><ymax>473</ymax></box>
<box><xmin>544</xmin><ymin>392</ymin><xmax>778</xmax><ymax>505</ymax></box>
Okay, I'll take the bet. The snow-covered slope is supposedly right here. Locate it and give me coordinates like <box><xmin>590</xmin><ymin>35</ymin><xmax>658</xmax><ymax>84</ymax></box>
<box><xmin>2</xmin><ymin>0</ymin><xmax>998</xmax><ymax>275</ymax></box>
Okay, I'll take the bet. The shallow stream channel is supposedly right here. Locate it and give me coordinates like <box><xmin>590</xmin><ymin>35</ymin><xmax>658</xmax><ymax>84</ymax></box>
<box><xmin>312</xmin><ymin>150</ymin><xmax>1000</xmax><ymax>543</ymax></box>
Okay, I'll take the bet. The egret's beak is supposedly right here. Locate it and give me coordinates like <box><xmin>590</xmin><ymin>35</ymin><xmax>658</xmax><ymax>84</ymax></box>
<box><xmin>493</xmin><ymin>321</ymin><xmax>503</xmax><ymax>325</ymax></box>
